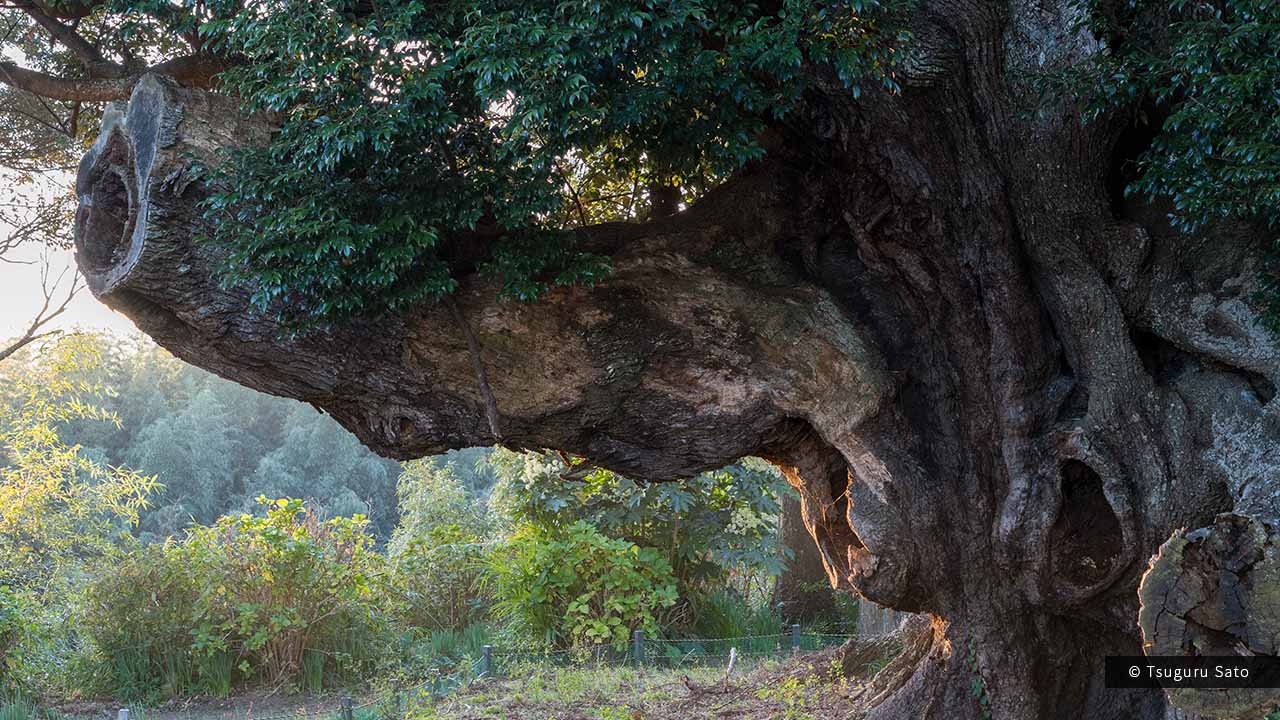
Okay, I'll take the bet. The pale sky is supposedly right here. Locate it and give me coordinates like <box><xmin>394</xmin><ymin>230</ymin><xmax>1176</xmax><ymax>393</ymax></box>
<box><xmin>0</xmin><ymin>242</ymin><xmax>140</xmax><ymax>339</ymax></box>
<box><xmin>1</xmin><ymin>163</ymin><xmax>140</xmax><ymax>341</ymax></box>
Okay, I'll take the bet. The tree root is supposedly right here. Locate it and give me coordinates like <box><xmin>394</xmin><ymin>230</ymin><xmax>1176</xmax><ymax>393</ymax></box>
<box><xmin>846</xmin><ymin>614</ymin><xmax>937</xmax><ymax>715</ymax></box>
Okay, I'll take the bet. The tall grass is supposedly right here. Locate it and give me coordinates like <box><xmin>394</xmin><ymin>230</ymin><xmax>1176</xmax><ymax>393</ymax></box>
<box><xmin>0</xmin><ymin>696</ymin><xmax>53</xmax><ymax>720</ymax></box>
<box><xmin>422</xmin><ymin>623</ymin><xmax>490</xmax><ymax>663</ymax></box>
<box><xmin>688</xmin><ymin>590</ymin><xmax>785</xmax><ymax>641</ymax></box>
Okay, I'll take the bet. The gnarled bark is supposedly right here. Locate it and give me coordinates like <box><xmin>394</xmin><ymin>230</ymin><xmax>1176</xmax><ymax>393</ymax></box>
<box><xmin>73</xmin><ymin>6</ymin><xmax>1280</xmax><ymax>715</ymax></box>
<box><xmin>1139</xmin><ymin>514</ymin><xmax>1280</xmax><ymax>719</ymax></box>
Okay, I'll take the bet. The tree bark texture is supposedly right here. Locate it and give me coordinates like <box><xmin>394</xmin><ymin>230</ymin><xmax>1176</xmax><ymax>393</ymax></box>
<box><xmin>73</xmin><ymin>4</ymin><xmax>1280</xmax><ymax>713</ymax></box>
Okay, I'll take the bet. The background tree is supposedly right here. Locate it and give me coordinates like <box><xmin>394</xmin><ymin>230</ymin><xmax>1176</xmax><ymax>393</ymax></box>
<box><xmin>0</xmin><ymin>335</ymin><xmax>156</xmax><ymax>689</ymax></box>
<box><xmin>771</xmin><ymin>493</ymin><xmax>840</xmax><ymax>623</ymax></box>
<box><xmin>0</xmin><ymin>335</ymin><xmax>155</xmax><ymax>591</ymax></box>
<box><xmin>0</xmin><ymin>0</ymin><xmax>1276</xmax><ymax>717</ymax></box>
<box><xmin>14</xmin><ymin>334</ymin><xmax>404</xmax><ymax>540</ymax></box>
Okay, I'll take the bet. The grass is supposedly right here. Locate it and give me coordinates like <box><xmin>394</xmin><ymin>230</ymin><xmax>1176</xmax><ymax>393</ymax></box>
<box><xmin>15</xmin><ymin>642</ymin><xmax>887</xmax><ymax>720</ymax></box>
<box><xmin>379</xmin><ymin>649</ymin><xmax>877</xmax><ymax>720</ymax></box>
<box><xmin>0</xmin><ymin>696</ymin><xmax>66</xmax><ymax>720</ymax></box>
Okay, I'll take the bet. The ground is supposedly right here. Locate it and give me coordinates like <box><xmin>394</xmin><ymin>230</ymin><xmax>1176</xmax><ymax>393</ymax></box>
<box><xmin>52</xmin><ymin>691</ymin><xmax>353</xmax><ymax>720</ymax></box>
<box><xmin>401</xmin><ymin>663</ymin><xmax>859</xmax><ymax>720</ymax></box>
<box><xmin>386</xmin><ymin>646</ymin><xmax>892</xmax><ymax>720</ymax></box>
<box><xmin>42</xmin><ymin>644</ymin><xmax>892</xmax><ymax>720</ymax></box>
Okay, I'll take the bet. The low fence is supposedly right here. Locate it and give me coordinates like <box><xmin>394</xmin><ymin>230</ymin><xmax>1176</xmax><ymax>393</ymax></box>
<box><xmin>476</xmin><ymin>625</ymin><xmax>857</xmax><ymax>677</ymax></box>
<box><xmin>101</xmin><ymin>626</ymin><xmax>879</xmax><ymax>720</ymax></box>
<box><xmin>103</xmin><ymin>605</ymin><xmax>912</xmax><ymax>720</ymax></box>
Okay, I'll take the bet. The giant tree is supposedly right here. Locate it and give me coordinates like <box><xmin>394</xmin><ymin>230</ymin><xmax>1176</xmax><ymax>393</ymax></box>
<box><xmin>1</xmin><ymin>0</ymin><xmax>1277</xmax><ymax>717</ymax></box>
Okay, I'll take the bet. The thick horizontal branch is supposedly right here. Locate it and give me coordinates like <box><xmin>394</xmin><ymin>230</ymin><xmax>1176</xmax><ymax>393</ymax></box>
<box><xmin>0</xmin><ymin>54</ymin><xmax>225</xmax><ymax>101</ymax></box>
<box><xmin>72</xmin><ymin>75</ymin><xmax>890</xmax><ymax>481</ymax></box>
<box><xmin>0</xmin><ymin>60</ymin><xmax>127</xmax><ymax>101</ymax></box>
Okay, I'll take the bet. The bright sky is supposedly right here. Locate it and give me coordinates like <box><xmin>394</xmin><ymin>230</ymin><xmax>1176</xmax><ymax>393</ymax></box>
<box><xmin>1</xmin><ymin>169</ymin><xmax>138</xmax><ymax>340</ymax></box>
<box><xmin>0</xmin><ymin>242</ymin><xmax>140</xmax><ymax>339</ymax></box>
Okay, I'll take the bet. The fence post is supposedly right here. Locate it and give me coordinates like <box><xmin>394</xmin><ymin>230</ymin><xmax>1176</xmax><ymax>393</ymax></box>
<box><xmin>117</xmin><ymin>709</ymin><xmax>130</xmax><ymax>720</ymax></box>
<box><xmin>791</xmin><ymin>623</ymin><xmax>801</xmax><ymax>654</ymax></box>
<box><xmin>340</xmin><ymin>695</ymin><xmax>353</xmax><ymax>720</ymax></box>
<box><xmin>481</xmin><ymin>644</ymin><xmax>493</xmax><ymax>678</ymax></box>
<box><xmin>632</xmin><ymin>629</ymin><xmax>644</xmax><ymax>667</ymax></box>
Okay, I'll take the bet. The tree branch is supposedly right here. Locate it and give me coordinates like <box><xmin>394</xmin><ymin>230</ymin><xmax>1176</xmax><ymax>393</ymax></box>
<box><xmin>0</xmin><ymin>60</ymin><xmax>128</xmax><ymax>101</ymax></box>
<box><xmin>0</xmin><ymin>54</ymin><xmax>225</xmax><ymax>101</ymax></box>
<box><xmin>0</xmin><ymin>258</ymin><xmax>79</xmax><ymax>363</ymax></box>
<box><xmin>11</xmin><ymin>0</ymin><xmax>125</xmax><ymax>78</ymax></box>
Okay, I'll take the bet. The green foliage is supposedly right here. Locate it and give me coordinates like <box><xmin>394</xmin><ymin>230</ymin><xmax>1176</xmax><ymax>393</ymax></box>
<box><xmin>490</xmin><ymin>451</ymin><xmax>790</xmax><ymax>600</ymax></box>
<box><xmin>0</xmin><ymin>589</ymin><xmax>36</xmax><ymax>693</ymax></box>
<box><xmin>81</xmin><ymin>498</ymin><xmax>386</xmax><ymax>699</ymax></box>
<box><xmin>179</xmin><ymin>498</ymin><xmax>385</xmax><ymax>688</ymax></box>
<box><xmin>486</xmin><ymin>521</ymin><xmax>678</xmax><ymax>650</ymax></box>
<box><xmin>30</xmin><ymin>334</ymin><xmax>402</xmax><ymax>541</ymax></box>
<box><xmin>1063</xmin><ymin>0</ymin><xmax>1280</xmax><ymax>317</ymax></box>
<box><xmin>0</xmin><ymin>696</ymin><xmax>41</xmax><ymax>720</ymax></box>
<box><xmin>389</xmin><ymin>461</ymin><xmax>492</xmax><ymax>630</ymax></box>
<box><xmin>76</xmin><ymin>545</ymin><xmax>206</xmax><ymax>701</ymax></box>
<box><xmin>966</xmin><ymin>639</ymin><xmax>992</xmax><ymax>720</ymax></box>
<box><xmin>686</xmin><ymin>589</ymin><xmax>788</xmax><ymax>642</ymax></box>
<box><xmin>0</xmin><ymin>336</ymin><xmax>158</xmax><ymax>591</ymax></box>
<box><xmin>183</xmin><ymin>0</ymin><xmax>905</xmax><ymax>325</ymax></box>
<box><xmin>1077</xmin><ymin>0</ymin><xmax>1278</xmax><ymax>231</ymax></box>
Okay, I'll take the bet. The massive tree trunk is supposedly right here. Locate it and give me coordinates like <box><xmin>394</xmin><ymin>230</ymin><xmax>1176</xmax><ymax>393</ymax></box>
<box><xmin>72</xmin><ymin>4</ymin><xmax>1280</xmax><ymax>716</ymax></box>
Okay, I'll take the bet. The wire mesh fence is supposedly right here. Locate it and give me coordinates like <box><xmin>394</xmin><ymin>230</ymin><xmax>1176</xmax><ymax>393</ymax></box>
<box><xmin>105</xmin><ymin>626</ymin><xmax>870</xmax><ymax>720</ymax></box>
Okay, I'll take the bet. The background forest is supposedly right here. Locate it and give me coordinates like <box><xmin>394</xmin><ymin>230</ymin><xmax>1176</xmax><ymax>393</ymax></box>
<box><xmin>0</xmin><ymin>333</ymin><xmax>855</xmax><ymax>705</ymax></box>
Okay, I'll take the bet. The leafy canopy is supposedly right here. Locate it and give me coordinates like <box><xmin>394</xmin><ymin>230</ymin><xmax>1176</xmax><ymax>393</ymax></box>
<box><xmin>191</xmin><ymin>0</ymin><xmax>904</xmax><ymax>324</ymax></box>
<box><xmin>489</xmin><ymin>450</ymin><xmax>791</xmax><ymax>591</ymax></box>
<box><xmin>1071</xmin><ymin>0</ymin><xmax>1280</xmax><ymax>312</ymax></box>
<box><xmin>1076</xmin><ymin>0</ymin><xmax>1279</xmax><ymax>228</ymax></box>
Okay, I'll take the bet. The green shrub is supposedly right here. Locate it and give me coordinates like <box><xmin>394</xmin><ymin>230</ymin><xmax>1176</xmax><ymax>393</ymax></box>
<box><xmin>0</xmin><ymin>588</ymin><xmax>36</xmax><ymax>692</ymax></box>
<box><xmin>81</xmin><ymin>498</ymin><xmax>386</xmax><ymax>699</ymax></box>
<box><xmin>78</xmin><ymin>545</ymin><xmax>202</xmax><ymax>700</ymax></box>
<box><xmin>179</xmin><ymin>497</ymin><xmax>385</xmax><ymax>687</ymax></box>
<box><xmin>487</xmin><ymin>521</ymin><xmax>677</xmax><ymax>650</ymax></box>
<box><xmin>391</xmin><ymin>524</ymin><xmax>489</xmax><ymax>631</ymax></box>
<box><xmin>388</xmin><ymin>460</ymin><xmax>492</xmax><ymax>631</ymax></box>
<box><xmin>688</xmin><ymin>590</ymin><xmax>783</xmax><ymax>641</ymax></box>
<box><xmin>489</xmin><ymin>452</ymin><xmax>789</xmax><ymax>606</ymax></box>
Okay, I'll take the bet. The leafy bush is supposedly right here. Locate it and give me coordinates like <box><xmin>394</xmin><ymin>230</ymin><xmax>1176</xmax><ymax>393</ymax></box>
<box><xmin>81</xmin><ymin>498</ymin><xmax>386</xmax><ymax>699</ymax></box>
<box><xmin>490</xmin><ymin>452</ymin><xmax>788</xmax><ymax>610</ymax></box>
<box><xmin>179</xmin><ymin>498</ymin><xmax>385</xmax><ymax>687</ymax></box>
<box><xmin>391</xmin><ymin>524</ymin><xmax>489</xmax><ymax>631</ymax></box>
<box><xmin>0</xmin><ymin>588</ymin><xmax>35</xmax><ymax>692</ymax></box>
<box><xmin>78</xmin><ymin>545</ymin><xmax>206</xmax><ymax>700</ymax></box>
<box><xmin>486</xmin><ymin>521</ymin><xmax>677</xmax><ymax>650</ymax></box>
<box><xmin>389</xmin><ymin>462</ymin><xmax>491</xmax><ymax>630</ymax></box>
